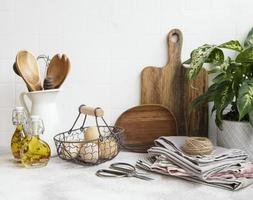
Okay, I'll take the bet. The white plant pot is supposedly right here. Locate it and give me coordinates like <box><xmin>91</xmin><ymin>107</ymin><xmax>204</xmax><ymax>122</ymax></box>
<box><xmin>217</xmin><ymin>120</ymin><xmax>253</xmax><ymax>160</ymax></box>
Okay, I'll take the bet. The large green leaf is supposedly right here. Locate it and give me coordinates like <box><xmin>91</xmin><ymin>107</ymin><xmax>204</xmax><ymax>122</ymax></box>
<box><xmin>244</xmin><ymin>64</ymin><xmax>253</xmax><ymax>77</ymax></box>
<box><xmin>207</xmin><ymin>66</ymin><xmax>221</xmax><ymax>74</ymax></box>
<box><xmin>219</xmin><ymin>40</ymin><xmax>243</xmax><ymax>52</ymax></box>
<box><xmin>236</xmin><ymin>47</ymin><xmax>253</xmax><ymax>63</ymax></box>
<box><xmin>215</xmin><ymin>116</ymin><xmax>223</xmax><ymax>129</ymax></box>
<box><xmin>190</xmin><ymin>83</ymin><xmax>218</xmax><ymax>112</ymax></box>
<box><xmin>211</xmin><ymin>105</ymin><xmax>216</xmax><ymax>115</ymax></box>
<box><xmin>220</xmin><ymin>57</ymin><xmax>231</xmax><ymax>71</ymax></box>
<box><xmin>183</xmin><ymin>58</ymin><xmax>191</xmax><ymax>64</ymax></box>
<box><xmin>206</xmin><ymin>48</ymin><xmax>224</xmax><ymax>64</ymax></box>
<box><xmin>244</xmin><ymin>28</ymin><xmax>253</xmax><ymax>48</ymax></box>
<box><xmin>188</xmin><ymin>45</ymin><xmax>216</xmax><ymax>80</ymax></box>
<box><xmin>214</xmin><ymin>83</ymin><xmax>234</xmax><ymax>117</ymax></box>
<box><xmin>190</xmin><ymin>94</ymin><xmax>209</xmax><ymax>112</ymax></box>
<box><xmin>185</xmin><ymin>47</ymin><xmax>223</xmax><ymax>65</ymax></box>
<box><xmin>210</xmin><ymin>59</ymin><xmax>232</xmax><ymax>83</ymax></box>
<box><xmin>237</xmin><ymin>79</ymin><xmax>253</xmax><ymax>120</ymax></box>
<box><xmin>214</xmin><ymin>81</ymin><xmax>234</xmax><ymax>129</ymax></box>
<box><xmin>212</xmin><ymin>73</ymin><xmax>231</xmax><ymax>84</ymax></box>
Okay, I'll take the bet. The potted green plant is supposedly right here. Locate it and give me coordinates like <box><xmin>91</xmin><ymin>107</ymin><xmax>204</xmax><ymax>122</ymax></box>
<box><xmin>185</xmin><ymin>28</ymin><xmax>253</xmax><ymax>158</ymax></box>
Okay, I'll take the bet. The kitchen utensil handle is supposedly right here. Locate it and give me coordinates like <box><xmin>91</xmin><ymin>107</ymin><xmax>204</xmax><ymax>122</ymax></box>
<box><xmin>96</xmin><ymin>169</ymin><xmax>127</xmax><ymax>177</ymax></box>
<box><xmin>110</xmin><ymin>162</ymin><xmax>135</xmax><ymax>172</ymax></box>
<box><xmin>13</xmin><ymin>62</ymin><xmax>20</xmax><ymax>76</ymax></box>
<box><xmin>134</xmin><ymin>174</ymin><xmax>154</xmax><ymax>181</ymax></box>
<box><xmin>166</xmin><ymin>29</ymin><xmax>183</xmax><ymax>65</ymax></box>
<box><xmin>19</xmin><ymin>92</ymin><xmax>31</xmax><ymax>116</ymax></box>
<box><xmin>79</xmin><ymin>105</ymin><xmax>104</xmax><ymax>117</ymax></box>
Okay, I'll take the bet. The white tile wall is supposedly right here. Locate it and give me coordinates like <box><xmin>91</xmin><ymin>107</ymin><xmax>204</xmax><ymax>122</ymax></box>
<box><xmin>0</xmin><ymin>0</ymin><xmax>252</xmax><ymax>147</ymax></box>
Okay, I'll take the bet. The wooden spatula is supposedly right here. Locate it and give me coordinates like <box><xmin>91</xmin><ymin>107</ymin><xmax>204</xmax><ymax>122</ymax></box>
<box><xmin>45</xmin><ymin>54</ymin><xmax>70</xmax><ymax>89</ymax></box>
<box><xmin>115</xmin><ymin>104</ymin><xmax>178</xmax><ymax>152</ymax></box>
<box><xmin>141</xmin><ymin>29</ymin><xmax>208</xmax><ymax>137</ymax></box>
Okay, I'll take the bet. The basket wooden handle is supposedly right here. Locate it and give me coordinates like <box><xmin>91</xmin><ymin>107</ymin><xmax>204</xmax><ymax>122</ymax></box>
<box><xmin>79</xmin><ymin>105</ymin><xmax>104</xmax><ymax>117</ymax></box>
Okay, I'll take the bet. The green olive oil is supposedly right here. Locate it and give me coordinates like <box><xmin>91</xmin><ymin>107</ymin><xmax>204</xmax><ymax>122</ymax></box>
<box><xmin>11</xmin><ymin>107</ymin><xmax>27</xmax><ymax>161</ymax></box>
<box><xmin>21</xmin><ymin>135</ymin><xmax>51</xmax><ymax>168</ymax></box>
<box><xmin>20</xmin><ymin>116</ymin><xmax>51</xmax><ymax>168</ymax></box>
<box><xmin>11</xmin><ymin>124</ymin><xmax>25</xmax><ymax>160</ymax></box>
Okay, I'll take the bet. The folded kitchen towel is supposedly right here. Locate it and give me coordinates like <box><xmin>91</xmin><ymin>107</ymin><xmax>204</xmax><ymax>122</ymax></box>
<box><xmin>136</xmin><ymin>155</ymin><xmax>253</xmax><ymax>191</ymax></box>
<box><xmin>155</xmin><ymin>136</ymin><xmax>248</xmax><ymax>166</ymax></box>
<box><xmin>210</xmin><ymin>162</ymin><xmax>253</xmax><ymax>179</ymax></box>
<box><xmin>148</xmin><ymin>136</ymin><xmax>248</xmax><ymax>179</ymax></box>
<box><xmin>152</xmin><ymin>155</ymin><xmax>253</xmax><ymax>179</ymax></box>
<box><xmin>136</xmin><ymin>136</ymin><xmax>253</xmax><ymax>190</ymax></box>
<box><xmin>150</xmin><ymin>155</ymin><xmax>191</xmax><ymax>176</ymax></box>
<box><xmin>148</xmin><ymin>146</ymin><xmax>247</xmax><ymax>179</ymax></box>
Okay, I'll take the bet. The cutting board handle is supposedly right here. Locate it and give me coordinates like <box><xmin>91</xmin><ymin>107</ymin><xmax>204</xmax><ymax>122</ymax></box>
<box><xmin>166</xmin><ymin>29</ymin><xmax>183</xmax><ymax>65</ymax></box>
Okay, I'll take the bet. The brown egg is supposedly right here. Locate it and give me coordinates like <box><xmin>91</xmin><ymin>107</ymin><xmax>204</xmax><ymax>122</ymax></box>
<box><xmin>84</xmin><ymin>126</ymin><xmax>100</xmax><ymax>141</ymax></box>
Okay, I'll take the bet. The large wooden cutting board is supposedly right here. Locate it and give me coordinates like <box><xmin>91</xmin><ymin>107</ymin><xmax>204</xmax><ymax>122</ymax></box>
<box><xmin>141</xmin><ymin>29</ymin><xmax>208</xmax><ymax>137</ymax></box>
<box><xmin>115</xmin><ymin>104</ymin><xmax>178</xmax><ymax>152</ymax></box>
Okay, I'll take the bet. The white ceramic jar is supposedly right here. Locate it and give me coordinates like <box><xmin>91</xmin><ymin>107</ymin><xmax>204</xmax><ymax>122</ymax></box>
<box><xmin>19</xmin><ymin>89</ymin><xmax>60</xmax><ymax>156</ymax></box>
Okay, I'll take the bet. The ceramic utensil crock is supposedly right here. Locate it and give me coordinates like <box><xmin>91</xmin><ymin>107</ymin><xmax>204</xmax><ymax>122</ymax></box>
<box><xmin>19</xmin><ymin>89</ymin><xmax>60</xmax><ymax>156</ymax></box>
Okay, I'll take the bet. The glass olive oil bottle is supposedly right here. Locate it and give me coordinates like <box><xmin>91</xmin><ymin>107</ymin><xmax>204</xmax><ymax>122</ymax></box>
<box><xmin>11</xmin><ymin>107</ymin><xmax>27</xmax><ymax>161</ymax></box>
<box><xmin>21</xmin><ymin>116</ymin><xmax>51</xmax><ymax>168</ymax></box>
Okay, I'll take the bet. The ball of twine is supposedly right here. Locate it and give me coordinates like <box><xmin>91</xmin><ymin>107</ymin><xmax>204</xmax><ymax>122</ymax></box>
<box><xmin>182</xmin><ymin>137</ymin><xmax>213</xmax><ymax>156</ymax></box>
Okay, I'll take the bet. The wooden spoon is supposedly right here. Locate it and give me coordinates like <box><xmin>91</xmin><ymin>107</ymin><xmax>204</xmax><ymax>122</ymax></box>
<box><xmin>13</xmin><ymin>62</ymin><xmax>20</xmax><ymax>76</ymax></box>
<box><xmin>46</xmin><ymin>54</ymin><xmax>70</xmax><ymax>89</ymax></box>
<box><xmin>16</xmin><ymin>50</ymin><xmax>42</xmax><ymax>91</ymax></box>
<box><xmin>13</xmin><ymin>62</ymin><xmax>32</xmax><ymax>92</ymax></box>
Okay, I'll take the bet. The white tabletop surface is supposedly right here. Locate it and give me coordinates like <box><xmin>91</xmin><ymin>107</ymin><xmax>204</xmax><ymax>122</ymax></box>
<box><xmin>0</xmin><ymin>147</ymin><xmax>252</xmax><ymax>200</ymax></box>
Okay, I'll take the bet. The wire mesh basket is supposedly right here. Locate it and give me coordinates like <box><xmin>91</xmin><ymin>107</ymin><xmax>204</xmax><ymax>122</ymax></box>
<box><xmin>54</xmin><ymin>105</ymin><xmax>124</xmax><ymax>165</ymax></box>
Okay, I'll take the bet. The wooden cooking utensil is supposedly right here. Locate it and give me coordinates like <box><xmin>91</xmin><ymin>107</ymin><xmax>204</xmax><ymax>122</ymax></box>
<box><xmin>13</xmin><ymin>62</ymin><xmax>32</xmax><ymax>92</ymax></box>
<box><xmin>13</xmin><ymin>62</ymin><xmax>20</xmax><ymax>76</ymax></box>
<box><xmin>16</xmin><ymin>50</ymin><xmax>42</xmax><ymax>91</ymax></box>
<box><xmin>141</xmin><ymin>29</ymin><xmax>208</xmax><ymax>137</ymax></box>
<box><xmin>43</xmin><ymin>76</ymin><xmax>54</xmax><ymax>90</ymax></box>
<box><xmin>115</xmin><ymin>104</ymin><xmax>178</xmax><ymax>152</ymax></box>
<box><xmin>46</xmin><ymin>54</ymin><xmax>70</xmax><ymax>89</ymax></box>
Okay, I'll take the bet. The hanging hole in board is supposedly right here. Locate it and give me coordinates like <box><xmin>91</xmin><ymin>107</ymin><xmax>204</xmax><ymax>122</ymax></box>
<box><xmin>171</xmin><ymin>33</ymin><xmax>179</xmax><ymax>43</ymax></box>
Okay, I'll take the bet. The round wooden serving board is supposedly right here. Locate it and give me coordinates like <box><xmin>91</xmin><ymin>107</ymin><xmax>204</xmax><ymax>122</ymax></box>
<box><xmin>115</xmin><ymin>104</ymin><xmax>178</xmax><ymax>152</ymax></box>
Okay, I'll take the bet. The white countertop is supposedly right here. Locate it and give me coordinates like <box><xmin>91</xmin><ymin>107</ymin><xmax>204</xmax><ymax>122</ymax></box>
<box><xmin>0</xmin><ymin>147</ymin><xmax>252</xmax><ymax>200</ymax></box>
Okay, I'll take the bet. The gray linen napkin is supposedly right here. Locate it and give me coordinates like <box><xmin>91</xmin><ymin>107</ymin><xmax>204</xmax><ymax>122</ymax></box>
<box><xmin>136</xmin><ymin>136</ymin><xmax>253</xmax><ymax>190</ymax></box>
<box><xmin>148</xmin><ymin>146</ymin><xmax>247</xmax><ymax>179</ymax></box>
<box><xmin>155</xmin><ymin>136</ymin><xmax>248</xmax><ymax>166</ymax></box>
<box><xmin>148</xmin><ymin>136</ymin><xmax>248</xmax><ymax>178</ymax></box>
<box><xmin>136</xmin><ymin>156</ymin><xmax>253</xmax><ymax>191</ymax></box>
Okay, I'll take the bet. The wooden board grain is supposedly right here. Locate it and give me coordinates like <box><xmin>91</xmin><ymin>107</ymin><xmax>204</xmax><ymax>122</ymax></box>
<box><xmin>115</xmin><ymin>104</ymin><xmax>178</xmax><ymax>152</ymax></box>
<box><xmin>141</xmin><ymin>29</ymin><xmax>208</xmax><ymax>137</ymax></box>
